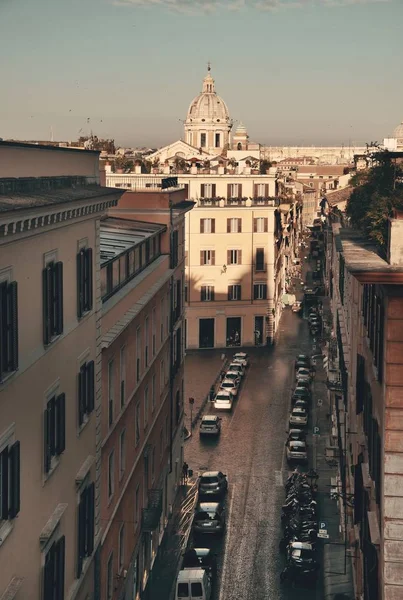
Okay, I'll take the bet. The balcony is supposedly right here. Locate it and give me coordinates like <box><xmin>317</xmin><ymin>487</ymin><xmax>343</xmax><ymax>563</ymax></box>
<box><xmin>199</xmin><ymin>197</ymin><xmax>222</xmax><ymax>207</ymax></box>
<box><xmin>141</xmin><ymin>489</ymin><xmax>163</xmax><ymax>532</ymax></box>
<box><xmin>226</xmin><ymin>197</ymin><xmax>248</xmax><ymax>206</ymax></box>
<box><xmin>254</xmin><ymin>263</ymin><xmax>267</xmax><ymax>273</ymax></box>
<box><xmin>252</xmin><ymin>197</ymin><xmax>279</xmax><ymax>206</ymax></box>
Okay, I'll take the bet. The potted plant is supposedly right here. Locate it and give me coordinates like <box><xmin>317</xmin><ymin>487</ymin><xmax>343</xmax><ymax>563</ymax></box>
<box><xmin>152</xmin><ymin>158</ymin><xmax>160</xmax><ymax>173</ymax></box>
<box><xmin>260</xmin><ymin>159</ymin><xmax>272</xmax><ymax>175</ymax></box>
<box><xmin>203</xmin><ymin>160</ymin><xmax>211</xmax><ymax>174</ymax></box>
<box><xmin>251</xmin><ymin>160</ymin><xmax>259</xmax><ymax>174</ymax></box>
<box><xmin>174</xmin><ymin>156</ymin><xmax>186</xmax><ymax>173</ymax></box>
<box><xmin>228</xmin><ymin>157</ymin><xmax>237</xmax><ymax>173</ymax></box>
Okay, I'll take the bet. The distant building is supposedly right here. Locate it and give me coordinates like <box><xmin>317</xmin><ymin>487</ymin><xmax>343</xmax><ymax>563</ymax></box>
<box><xmin>383</xmin><ymin>119</ymin><xmax>403</xmax><ymax>152</ymax></box>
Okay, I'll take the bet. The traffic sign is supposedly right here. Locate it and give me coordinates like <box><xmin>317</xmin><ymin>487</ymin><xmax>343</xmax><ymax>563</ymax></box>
<box><xmin>317</xmin><ymin>532</ymin><xmax>329</xmax><ymax>539</ymax></box>
<box><xmin>313</xmin><ymin>426</ymin><xmax>320</xmax><ymax>435</ymax></box>
<box><xmin>319</xmin><ymin>521</ymin><xmax>327</xmax><ymax>529</ymax></box>
<box><xmin>317</xmin><ymin>399</ymin><xmax>323</xmax><ymax>407</ymax></box>
<box><xmin>319</xmin><ymin>529</ymin><xmax>327</xmax><ymax>534</ymax></box>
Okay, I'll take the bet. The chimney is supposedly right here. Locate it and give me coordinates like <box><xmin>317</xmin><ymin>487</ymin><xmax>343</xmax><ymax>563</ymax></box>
<box><xmin>387</xmin><ymin>209</ymin><xmax>403</xmax><ymax>265</ymax></box>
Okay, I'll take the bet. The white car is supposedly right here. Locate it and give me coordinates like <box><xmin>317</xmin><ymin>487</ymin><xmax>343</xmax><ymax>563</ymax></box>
<box><xmin>225</xmin><ymin>371</ymin><xmax>241</xmax><ymax>387</ymax></box>
<box><xmin>228</xmin><ymin>362</ymin><xmax>245</xmax><ymax>378</ymax></box>
<box><xmin>289</xmin><ymin>407</ymin><xmax>308</xmax><ymax>427</ymax></box>
<box><xmin>219</xmin><ymin>378</ymin><xmax>239</xmax><ymax>397</ymax></box>
<box><xmin>233</xmin><ymin>352</ymin><xmax>249</xmax><ymax>367</ymax></box>
<box><xmin>296</xmin><ymin>367</ymin><xmax>311</xmax><ymax>381</ymax></box>
<box><xmin>214</xmin><ymin>390</ymin><xmax>233</xmax><ymax>411</ymax></box>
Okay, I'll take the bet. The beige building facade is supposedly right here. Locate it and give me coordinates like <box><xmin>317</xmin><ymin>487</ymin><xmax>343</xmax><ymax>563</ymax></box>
<box><xmin>0</xmin><ymin>142</ymin><xmax>122</xmax><ymax>600</ymax></box>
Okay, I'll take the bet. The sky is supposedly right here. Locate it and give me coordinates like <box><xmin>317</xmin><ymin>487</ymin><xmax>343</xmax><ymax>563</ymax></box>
<box><xmin>0</xmin><ymin>0</ymin><xmax>402</xmax><ymax>148</ymax></box>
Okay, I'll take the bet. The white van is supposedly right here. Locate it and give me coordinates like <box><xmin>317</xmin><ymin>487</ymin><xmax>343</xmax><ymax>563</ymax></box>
<box><xmin>176</xmin><ymin>568</ymin><xmax>212</xmax><ymax>600</ymax></box>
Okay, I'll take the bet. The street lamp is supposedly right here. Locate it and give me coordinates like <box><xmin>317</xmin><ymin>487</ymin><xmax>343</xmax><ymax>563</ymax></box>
<box><xmin>188</xmin><ymin>397</ymin><xmax>195</xmax><ymax>436</ymax></box>
<box><xmin>306</xmin><ymin>468</ymin><xmax>319</xmax><ymax>489</ymax></box>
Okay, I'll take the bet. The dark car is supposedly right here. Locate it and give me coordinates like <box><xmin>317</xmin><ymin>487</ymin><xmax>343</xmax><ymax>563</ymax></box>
<box><xmin>193</xmin><ymin>502</ymin><xmax>225</xmax><ymax>535</ymax></box>
<box><xmin>295</xmin><ymin>378</ymin><xmax>310</xmax><ymax>392</ymax></box>
<box><xmin>293</xmin><ymin>398</ymin><xmax>309</xmax><ymax>411</ymax></box>
<box><xmin>182</xmin><ymin>548</ymin><xmax>217</xmax><ymax>577</ymax></box>
<box><xmin>198</xmin><ymin>471</ymin><xmax>228</xmax><ymax>498</ymax></box>
<box><xmin>293</xmin><ymin>387</ymin><xmax>311</xmax><ymax>401</ymax></box>
<box><xmin>286</xmin><ymin>428</ymin><xmax>306</xmax><ymax>442</ymax></box>
<box><xmin>295</xmin><ymin>354</ymin><xmax>311</xmax><ymax>367</ymax></box>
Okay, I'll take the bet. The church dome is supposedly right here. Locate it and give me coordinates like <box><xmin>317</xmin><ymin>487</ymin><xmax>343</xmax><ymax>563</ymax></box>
<box><xmin>186</xmin><ymin>69</ymin><xmax>230</xmax><ymax>125</ymax></box>
<box><xmin>393</xmin><ymin>121</ymin><xmax>403</xmax><ymax>141</ymax></box>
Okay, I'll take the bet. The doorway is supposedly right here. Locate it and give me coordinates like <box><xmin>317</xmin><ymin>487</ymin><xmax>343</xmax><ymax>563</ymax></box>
<box><xmin>199</xmin><ymin>318</ymin><xmax>214</xmax><ymax>348</ymax></box>
<box><xmin>254</xmin><ymin>316</ymin><xmax>264</xmax><ymax>346</ymax></box>
<box><xmin>226</xmin><ymin>317</ymin><xmax>241</xmax><ymax>347</ymax></box>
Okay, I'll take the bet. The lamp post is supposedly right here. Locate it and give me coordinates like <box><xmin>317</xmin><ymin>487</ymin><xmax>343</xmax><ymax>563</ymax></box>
<box><xmin>189</xmin><ymin>397</ymin><xmax>195</xmax><ymax>436</ymax></box>
<box><xmin>306</xmin><ymin>468</ymin><xmax>319</xmax><ymax>492</ymax></box>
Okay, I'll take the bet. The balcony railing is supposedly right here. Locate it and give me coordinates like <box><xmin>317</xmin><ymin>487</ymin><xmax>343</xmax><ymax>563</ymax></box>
<box><xmin>226</xmin><ymin>197</ymin><xmax>248</xmax><ymax>206</ymax></box>
<box><xmin>199</xmin><ymin>197</ymin><xmax>223</xmax><ymax>207</ymax></box>
<box><xmin>141</xmin><ymin>489</ymin><xmax>163</xmax><ymax>532</ymax></box>
<box><xmin>252</xmin><ymin>197</ymin><xmax>279</xmax><ymax>206</ymax></box>
<box><xmin>254</xmin><ymin>263</ymin><xmax>267</xmax><ymax>273</ymax></box>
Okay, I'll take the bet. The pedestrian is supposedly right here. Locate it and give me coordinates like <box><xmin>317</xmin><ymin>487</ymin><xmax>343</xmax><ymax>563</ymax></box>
<box><xmin>182</xmin><ymin>461</ymin><xmax>189</xmax><ymax>485</ymax></box>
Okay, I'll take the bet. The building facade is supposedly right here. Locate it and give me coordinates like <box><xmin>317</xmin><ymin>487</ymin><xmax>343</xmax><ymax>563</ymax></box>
<box><xmin>0</xmin><ymin>141</ymin><xmax>122</xmax><ymax>600</ymax></box>
<box><xmin>98</xmin><ymin>187</ymin><xmax>192</xmax><ymax>600</ymax></box>
<box><xmin>324</xmin><ymin>210</ymin><xmax>403</xmax><ymax>600</ymax></box>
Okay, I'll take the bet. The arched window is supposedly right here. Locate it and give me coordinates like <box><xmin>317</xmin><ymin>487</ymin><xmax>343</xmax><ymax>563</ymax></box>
<box><xmin>237</xmin><ymin>142</ymin><xmax>242</xmax><ymax>150</ymax></box>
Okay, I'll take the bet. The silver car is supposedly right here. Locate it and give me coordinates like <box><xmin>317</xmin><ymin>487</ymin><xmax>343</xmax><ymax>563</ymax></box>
<box><xmin>219</xmin><ymin>378</ymin><xmax>239</xmax><ymax>397</ymax></box>
<box><xmin>289</xmin><ymin>407</ymin><xmax>308</xmax><ymax>427</ymax></box>
<box><xmin>286</xmin><ymin>440</ymin><xmax>308</xmax><ymax>464</ymax></box>
<box><xmin>228</xmin><ymin>362</ymin><xmax>245</xmax><ymax>378</ymax></box>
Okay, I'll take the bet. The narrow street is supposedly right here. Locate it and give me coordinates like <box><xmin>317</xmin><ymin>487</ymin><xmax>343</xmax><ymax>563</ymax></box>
<box><xmin>185</xmin><ymin>309</ymin><xmax>323</xmax><ymax>600</ymax></box>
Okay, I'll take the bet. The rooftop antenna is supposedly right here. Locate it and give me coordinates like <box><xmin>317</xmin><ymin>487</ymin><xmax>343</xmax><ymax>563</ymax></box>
<box><xmin>207</xmin><ymin>61</ymin><xmax>211</xmax><ymax>72</ymax></box>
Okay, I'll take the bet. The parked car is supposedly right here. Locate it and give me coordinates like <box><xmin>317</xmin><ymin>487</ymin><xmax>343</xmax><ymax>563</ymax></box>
<box><xmin>289</xmin><ymin>407</ymin><xmax>308</xmax><ymax>427</ymax></box>
<box><xmin>193</xmin><ymin>502</ymin><xmax>226</xmax><ymax>536</ymax></box>
<box><xmin>228</xmin><ymin>362</ymin><xmax>245</xmax><ymax>377</ymax></box>
<box><xmin>199</xmin><ymin>416</ymin><xmax>221</xmax><ymax>437</ymax></box>
<box><xmin>296</xmin><ymin>377</ymin><xmax>310</xmax><ymax>391</ymax></box>
<box><xmin>233</xmin><ymin>352</ymin><xmax>249</xmax><ymax>367</ymax></box>
<box><xmin>182</xmin><ymin>548</ymin><xmax>217</xmax><ymax>577</ymax></box>
<box><xmin>293</xmin><ymin>398</ymin><xmax>309</xmax><ymax>411</ymax></box>
<box><xmin>198</xmin><ymin>471</ymin><xmax>228</xmax><ymax>498</ymax></box>
<box><xmin>293</xmin><ymin>387</ymin><xmax>311</xmax><ymax>403</ymax></box>
<box><xmin>286</xmin><ymin>440</ymin><xmax>308</xmax><ymax>464</ymax></box>
<box><xmin>296</xmin><ymin>367</ymin><xmax>312</xmax><ymax>380</ymax></box>
<box><xmin>286</xmin><ymin>428</ymin><xmax>306</xmax><ymax>442</ymax></box>
<box><xmin>214</xmin><ymin>390</ymin><xmax>233</xmax><ymax>411</ymax></box>
<box><xmin>295</xmin><ymin>355</ymin><xmax>311</xmax><ymax>369</ymax></box>
<box><xmin>224</xmin><ymin>371</ymin><xmax>241</xmax><ymax>387</ymax></box>
<box><xmin>175</xmin><ymin>568</ymin><xmax>212</xmax><ymax>600</ymax></box>
<box><xmin>219</xmin><ymin>378</ymin><xmax>239</xmax><ymax>397</ymax></box>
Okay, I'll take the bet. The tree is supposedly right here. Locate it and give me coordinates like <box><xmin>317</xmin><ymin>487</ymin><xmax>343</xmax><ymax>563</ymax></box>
<box><xmin>346</xmin><ymin>148</ymin><xmax>403</xmax><ymax>251</ymax></box>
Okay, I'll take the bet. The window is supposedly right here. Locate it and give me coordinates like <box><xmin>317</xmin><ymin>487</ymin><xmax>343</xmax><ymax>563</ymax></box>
<box><xmin>215</xmin><ymin>133</ymin><xmax>220</xmax><ymax>148</ymax></box>
<box><xmin>135</xmin><ymin>485</ymin><xmax>140</xmax><ymax>530</ymax></box>
<box><xmin>227</xmin><ymin>218</ymin><xmax>242</xmax><ymax>233</ymax></box>
<box><xmin>0</xmin><ymin>279</ymin><xmax>18</xmax><ymax>381</ymax></box>
<box><xmin>77</xmin><ymin>482</ymin><xmax>95</xmax><ymax>577</ymax></box>
<box><xmin>254</xmin><ymin>283</ymin><xmax>267</xmax><ymax>300</ymax></box>
<box><xmin>119</xmin><ymin>429</ymin><xmax>126</xmax><ymax>479</ymax></box>
<box><xmin>145</xmin><ymin>317</ymin><xmax>149</xmax><ymax>368</ymax></box>
<box><xmin>254</xmin><ymin>217</ymin><xmax>268</xmax><ymax>233</ymax></box>
<box><xmin>151</xmin><ymin>446</ymin><xmax>155</xmax><ymax>483</ymax></box>
<box><xmin>108</xmin><ymin>360</ymin><xmax>115</xmax><ymax>427</ymax></box>
<box><xmin>152</xmin><ymin>374</ymin><xmax>156</xmax><ymax>412</ymax></box>
<box><xmin>184</xmin><ymin>284</ymin><xmax>188</xmax><ymax>302</ymax></box>
<box><xmin>120</xmin><ymin>347</ymin><xmax>126</xmax><ymax>409</ymax></box>
<box><xmin>165</xmin><ymin>415</ymin><xmax>169</xmax><ymax>450</ymax></box>
<box><xmin>201</xmin><ymin>286</ymin><xmax>214</xmax><ymax>302</ymax></box>
<box><xmin>118</xmin><ymin>525</ymin><xmax>125</xmax><ymax>572</ymax></box>
<box><xmin>152</xmin><ymin>308</ymin><xmax>156</xmax><ymax>356</ymax></box>
<box><xmin>78</xmin><ymin>360</ymin><xmax>95</xmax><ymax>427</ymax></box>
<box><xmin>227</xmin><ymin>249</ymin><xmax>242</xmax><ymax>265</ymax></box>
<box><xmin>108</xmin><ymin>451</ymin><xmax>115</xmax><ymax>500</ymax></box>
<box><xmin>136</xmin><ymin>327</ymin><xmax>141</xmax><ymax>383</ymax></box>
<box><xmin>160</xmin><ymin>297</ymin><xmax>164</xmax><ymax>342</ymax></box>
<box><xmin>43</xmin><ymin>261</ymin><xmax>63</xmax><ymax>344</ymax></box>
<box><xmin>44</xmin><ymin>393</ymin><xmax>65</xmax><ymax>474</ymax></box>
<box><xmin>160</xmin><ymin>360</ymin><xmax>165</xmax><ymax>394</ymax></box>
<box><xmin>255</xmin><ymin>248</ymin><xmax>265</xmax><ymax>271</ymax></box>
<box><xmin>160</xmin><ymin>427</ymin><xmax>164</xmax><ymax>459</ymax></box>
<box><xmin>170</xmin><ymin>230</ymin><xmax>179</xmax><ymax>269</ymax></box>
<box><xmin>43</xmin><ymin>536</ymin><xmax>65</xmax><ymax>600</ymax></box>
<box><xmin>200</xmin><ymin>133</ymin><xmax>206</xmax><ymax>148</ymax></box>
<box><xmin>200</xmin><ymin>183</ymin><xmax>216</xmax><ymax>198</ymax></box>
<box><xmin>144</xmin><ymin>386</ymin><xmax>149</xmax><ymax>428</ymax></box>
<box><xmin>135</xmin><ymin>403</ymin><xmax>140</xmax><ymax>446</ymax></box>
<box><xmin>77</xmin><ymin>247</ymin><xmax>93</xmax><ymax>318</ymax></box>
<box><xmin>106</xmin><ymin>553</ymin><xmax>113</xmax><ymax>600</ymax></box>
<box><xmin>200</xmin><ymin>250</ymin><xmax>215</xmax><ymax>266</ymax></box>
<box><xmin>0</xmin><ymin>439</ymin><xmax>20</xmax><ymax>520</ymax></box>
<box><xmin>200</xmin><ymin>218</ymin><xmax>215</xmax><ymax>233</ymax></box>
<box><xmin>228</xmin><ymin>284</ymin><xmax>241</xmax><ymax>301</ymax></box>
<box><xmin>256</xmin><ymin>183</ymin><xmax>266</xmax><ymax>196</ymax></box>
<box><xmin>229</xmin><ymin>183</ymin><xmax>239</xmax><ymax>197</ymax></box>
<box><xmin>191</xmin><ymin>583</ymin><xmax>203</xmax><ymax>597</ymax></box>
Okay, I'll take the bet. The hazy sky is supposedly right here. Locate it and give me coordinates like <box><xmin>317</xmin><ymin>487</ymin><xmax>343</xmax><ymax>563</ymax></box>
<box><xmin>1</xmin><ymin>0</ymin><xmax>402</xmax><ymax>147</ymax></box>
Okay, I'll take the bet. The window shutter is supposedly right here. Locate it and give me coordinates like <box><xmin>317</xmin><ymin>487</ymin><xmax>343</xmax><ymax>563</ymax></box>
<box><xmin>265</xmin><ymin>184</ymin><xmax>269</xmax><ymax>197</ymax></box>
<box><xmin>87</xmin><ymin>482</ymin><xmax>95</xmax><ymax>555</ymax></box>
<box><xmin>238</xmin><ymin>285</ymin><xmax>242</xmax><ymax>300</ymax></box>
<box><xmin>77</xmin><ymin>251</ymin><xmax>84</xmax><ymax>318</ymax></box>
<box><xmin>211</xmin><ymin>287</ymin><xmax>215</xmax><ymax>301</ymax></box>
<box><xmin>200</xmin><ymin>219</ymin><xmax>204</xmax><ymax>234</ymax></box>
<box><xmin>227</xmin><ymin>250</ymin><xmax>231</xmax><ymax>264</ymax></box>
<box><xmin>264</xmin><ymin>218</ymin><xmax>268</xmax><ymax>232</ymax></box>
<box><xmin>212</xmin><ymin>184</ymin><xmax>216</xmax><ymax>197</ymax></box>
<box><xmin>263</xmin><ymin>285</ymin><xmax>267</xmax><ymax>300</ymax></box>
<box><xmin>44</xmin><ymin>544</ymin><xmax>56</xmax><ymax>600</ymax></box>
<box><xmin>253</xmin><ymin>285</ymin><xmax>257</xmax><ymax>300</ymax></box>
<box><xmin>239</xmin><ymin>184</ymin><xmax>243</xmax><ymax>198</ymax></box>
<box><xmin>86</xmin><ymin>248</ymin><xmax>93</xmax><ymax>311</ymax></box>
<box><xmin>87</xmin><ymin>361</ymin><xmax>95</xmax><ymax>413</ymax></box>
<box><xmin>9</xmin><ymin>441</ymin><xmax>20</xmax><ymax>518</ymax></box>
<box><xmin>56</xmin><ymin>393</ymin><xmax>66</xmax><ymax>454</ymax></box>
<box><xmin>237</xmin><ymin>219</ymin><xmax>242</xmax><ymax>233</ymax></box>
<box><xmin>78</xmin><ymin>367</ymin><xmax>86</xmax><ymax>426</ymax></box>
<box><xmin>1</xmin><ymin>448</ymin><xmax>9</xmax><ymax>517</ymax></box>
<box><xmin>44</xmin><ymin>409</ymin><xmax>51</xmax><ymax>474</ymax></box>
<box><xmin>55</xmin><ymin>261</ymin><xmax>64</xmax><ymax>335</ymax></box>
<box><xmin>254</xmin><ymin>184</ymin><xmax>258</xmax><ymax>198</ymax></box>
<box><xmin>238</xmin><ymin>250</ymin><xmax>242</xmax><ymax>265</ymax></box>
<box><xmin>227</xmin><ymin>184</ymin><xmax>231</xmax><ymax>198</ymax></box>
<box><xmin>56</xmin><ymin>536</ymin><xmax>65</xmax><ymax>600</ymax></box>
<box><xmin>200</xmin><ymin>250</ymin><xmax>204</xmax><ymax>266</ymax></box>
<box><xmin>253</xmin><ymin>219</ymin><xmax>257</xmax><ymax>233</ymax></box>
<box><xmin>77</xmin><ymin>496</ymin><xmax>86</xmax><ymax>578</ymax></box>
<box><xmin>228</xmin><ymin>286</ymin><xmax>231</xmax><ymax>301</ymax></box>
<box><xmin>7</xmin><ymin>282</ymin><xmax>19</xmax><ymax>371</ymax></box>
<box><xmin>201</xmin><ymin>287</ymin><xmax>206</xmax><ymax>301</ymax></box>
<box><xmin>227</xmin><ymin>219</ymin><xmax>231</xmax><ymax>233</ymax></box>
<box><xmin>43</xmin><ymin>267</ymin><xmax>51</xmax><ymax>345</ymax></box>
<box><xmin>201</xmin><ymin>184</ymin><xmax>205</xmax><ymax>197</ymax></box>
<box><xmin>211</xmin><ymin>219</ymin><xmax>215</xmax><ymax>233</ymax></box>
<box><xmin>211</xmin><ymin>250</ymin><xmax>215</xmax><ymax>266</ymax></box>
